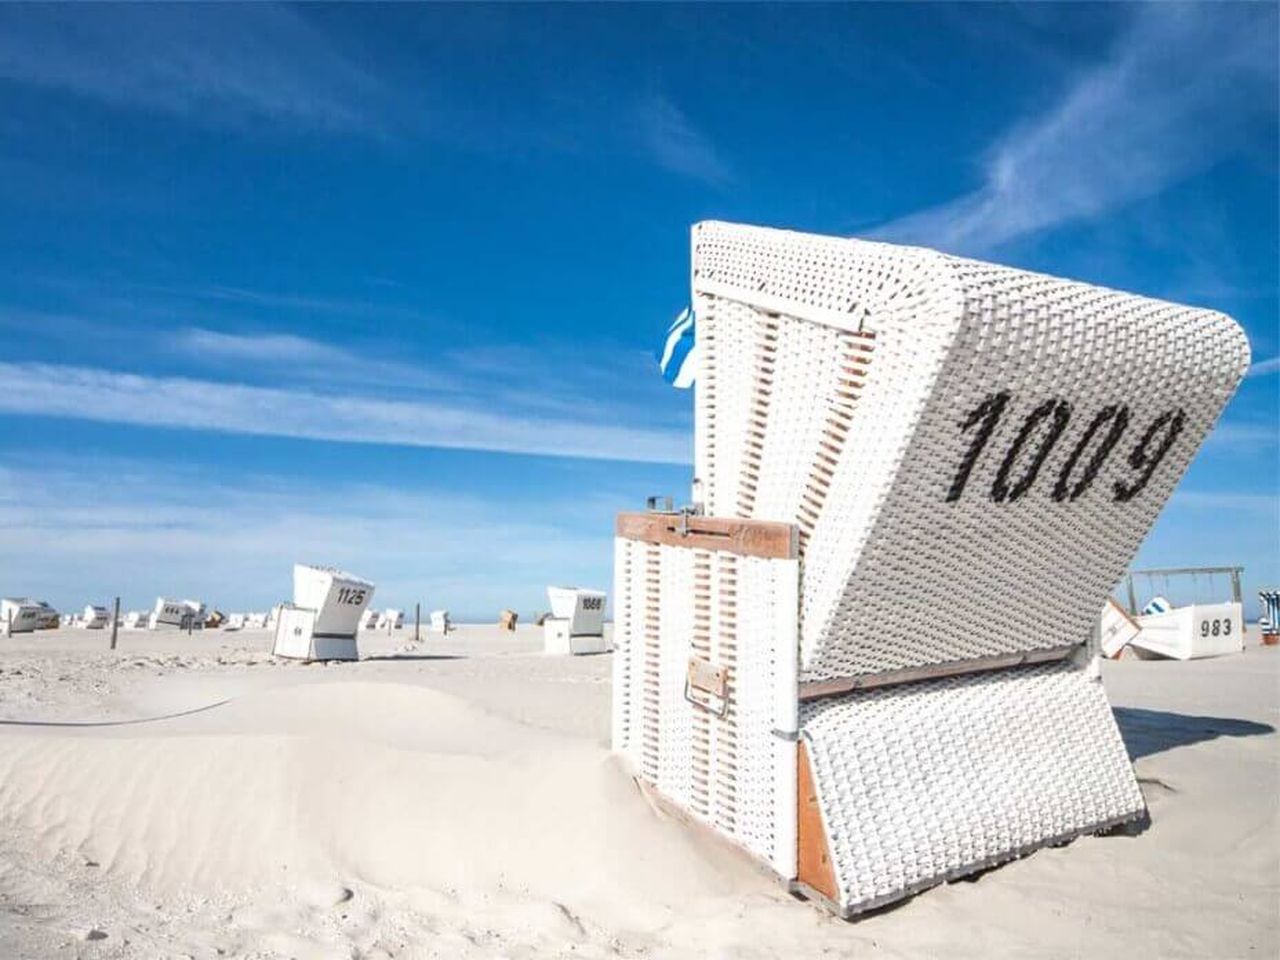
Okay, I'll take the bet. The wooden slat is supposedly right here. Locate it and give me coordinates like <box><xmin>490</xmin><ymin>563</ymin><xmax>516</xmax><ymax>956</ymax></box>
<box><xmin>798</xmin><ymin>644</ymin><xmax>1079</xmax><ymax>701</ymax></box>
<box><xmin>796</xmin><ymin>741</ymin><xmax>838</xmax><ymax>901</ymax></box>
<box><xmin>615</xmin><ymin>512</ymin><xmax>797</xmax><ymax>560</ymax></box>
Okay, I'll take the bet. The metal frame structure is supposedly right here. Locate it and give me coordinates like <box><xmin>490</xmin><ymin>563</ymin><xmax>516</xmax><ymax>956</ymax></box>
<box><xmin>1123</xmin><ymin>565</ymin><xmax>1244</xmax><ymax>615</ymax></box>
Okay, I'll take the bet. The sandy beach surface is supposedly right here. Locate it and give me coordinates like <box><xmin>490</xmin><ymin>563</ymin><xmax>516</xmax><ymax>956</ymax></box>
<box><xmin>0</xmin><ymin>624</ymin><xmax>1275</xmax><ymax>959</ymax></box>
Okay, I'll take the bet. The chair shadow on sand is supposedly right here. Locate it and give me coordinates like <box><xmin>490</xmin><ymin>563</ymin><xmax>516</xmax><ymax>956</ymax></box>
<box><xmin>1113</xmin><ymin>707</ymin><xmax>1275</xmax><ymax>761</ymax></box>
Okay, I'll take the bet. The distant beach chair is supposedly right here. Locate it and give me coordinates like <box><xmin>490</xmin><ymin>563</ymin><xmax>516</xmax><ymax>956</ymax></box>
<box><xmin>383</xmin><ymin>608</ymin><xmax>404</xmax><ymax>630</ymax></box>
<box><xmin>265</xmin><ymin>603</ymin><xmax>285</xmax><ymax>633</ymax></box>
<box><xmin>429</xmin><ymin>609</ymin><xmax>450</xmax><ymax>634</ymax></box>
<box><xmin>1132</xmin><ymin>600</ymin><xmax>1244</xmax><ymax>660</ymax></box>
<box><xmin>245</xmin><ymin>612</ymin><xmax>268</xmax><ymax>630</ymax></box>
<box><xmin>0</xmin><ymin>598</ymin><xmax>41</xmax><ymax>635</ymax></box>
<box><xmin>149</xmin><ymin>598</ymin><xmax>203</xmax><ymax>630</ymax></box>
<box><xmin>1258</xmin><ymin>591</ymin><xmax>1279</xmax><ymax>645</ymax></box>
<box><xmin>123</xmin><ymin>610</ymin><xmax>148</xmax><ymax>629</ymax></box>
<box><xmin>499</xmin><ymin>609</ymin><xmax>518</xmax><ymax>632</ymax></box>
<box><xmin>611</xmin><ymin>221</ymin><xmax>1250</xmax><ymax>918</ymax></box>
<box><xmin>360</xmin><ymin>608</ymin><xmax>380</xmax><ymax>631</ymax></box>
<box><xmin>543</xmin><ymin>586</ymin><xmax>608</xmax><ymax>655</ymax></box>
<box><xmin>224</xmin><ymin>613</ymin><xmax>246</xmax><ymax>632</ymax></box>
<box><xmin>79</xmin><ymin>605</ymin><xmax>110</xmax><ymax>630</ymax></box>
<box><xmin>272</xmin><ymin>563</ymin><xmax>374</xmax><ymax>661</ymax></box>
<box><xmin>32</xmin><ymin>602</ymin><xmax>59</xmax><ymax>630</ymax></box>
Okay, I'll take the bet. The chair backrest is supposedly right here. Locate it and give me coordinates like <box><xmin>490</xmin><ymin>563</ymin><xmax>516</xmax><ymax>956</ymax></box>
<box><xmin>692</xmin><ymin>221</ymin><xmax>1249</xmax><ymax>687</ymax></box>
<box><xmin>293</xmin><ymin>564</ymin><xmax>374</xmax><ymax>638</ymax></box>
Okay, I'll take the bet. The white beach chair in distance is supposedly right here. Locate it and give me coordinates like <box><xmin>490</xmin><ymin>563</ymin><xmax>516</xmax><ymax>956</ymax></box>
<box><xmin>544</xmin><ymin>586</ymin><xmax>609</xmax><ymax>655</ymax></box>
<box><xmin>360</xmin><ymin>608</ymin><xmax>379</xmax><ymax>631</ymax></box>
<box><xmin>33</xmin><ymin>602</ymin><xmax>59</xmax><ymax>630</ymax></box>
<box><xmin>383</xmin><ymin>608</ymin><xmax>404</xmax><ymax>630</ymax></box>
<box><xmin>0</xmin><ymin>598</ymin><xmax>41</xmax><ymax>636</ymax></box>
<box><xmin>149</xmin><ymin>598</ymin><xmax>202</xmax><ymax>630</ymax></box>
<box><xmin>223</xmin><ymin>613</ymin><xmax>246</xmax><ymax>632</ymax></box>
<box><xmin>272</xmin><ymin>564</ymin><xmax>374</xmax><ymax>661</ymax></box>
<box><xmin>611</xmin><ymin>221</ymin><xmax>1250</xmax><ymax>918</ymax></box>
<box><xmin>429</xmin><ymin>609</ymin><xmax>450</xmax><ymax>634</ymax></box>
<box><xmin>80</xmin><ymin>605</ymin><xmax>110</xmax><ymax>630</ymax></box>
<box><xmin>1132</xmin><ymin>601</ymin><xmax>1243</xmax><ymax>660</ymax></box>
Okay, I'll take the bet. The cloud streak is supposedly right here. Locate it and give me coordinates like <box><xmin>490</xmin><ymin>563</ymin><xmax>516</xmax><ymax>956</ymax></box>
<box><xmin>0</xmin><ymin>361</ymin><xmax>688</xmax><ymax>465</ymax></box>
<box><xmin>0</xmin><ymin>4</ymin><xmax>382</xmax><ymax>133</ymax></box>
<box><xmin>874</xmin><ymin>4</ymin><xmax>1278</xmax><ymax>254</ymax></box>
<box><xmin>0</xmin><ymin>460</ymin><xmax>615</xmax><ymax>617</ymax></box>
<box><xmin>1247</xmin><ymin>356</ymin><xmax>1279</xmax><ymax>379</ymax></box>
<box><xmin>634</xmin><ymin>94</ymin><xmax>730</xmax><ymax>185</ymax></box>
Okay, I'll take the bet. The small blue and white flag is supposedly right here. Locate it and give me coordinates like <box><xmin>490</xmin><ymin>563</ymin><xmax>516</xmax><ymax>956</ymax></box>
<box><xmin>658</xmin><ymin>306</ymin><xmax>698</xmax><ymax>389</ymax></box>
<box><xmin>1141</xmin><ymin>596</ymin><xmax>1172</xmax><ymax>616</ymax></box>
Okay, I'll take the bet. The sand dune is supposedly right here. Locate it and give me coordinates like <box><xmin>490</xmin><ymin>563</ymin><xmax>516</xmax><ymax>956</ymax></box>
<box><xmin>0</xmin><ymin>625</ymin><xmax>1275</xmax><ymax>958</ymax></box>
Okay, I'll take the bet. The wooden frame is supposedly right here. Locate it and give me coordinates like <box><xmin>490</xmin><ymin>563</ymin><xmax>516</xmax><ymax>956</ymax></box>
<box><xmin>615</xmin><ymin>512</ymin><xmax>797</xmax><ymax>560</ymax></box>
<box><xmin>795</xmin><ymin>741</ymin><xmax>838</xmax><ymax>902</ymax></box>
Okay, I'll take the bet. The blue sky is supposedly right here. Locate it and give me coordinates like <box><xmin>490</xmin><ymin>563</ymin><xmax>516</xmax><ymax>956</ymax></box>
<box><xmin>0</xmin><ymin>3</ymin><xmax>1275</xmax><ymax>619</ymax></box>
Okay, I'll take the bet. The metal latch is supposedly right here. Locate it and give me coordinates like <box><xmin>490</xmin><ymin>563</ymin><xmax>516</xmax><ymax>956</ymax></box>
<box><xmin>685</xmin><ymin>656</ymin><xmax>729</xmax><ymax>716</ymax></box>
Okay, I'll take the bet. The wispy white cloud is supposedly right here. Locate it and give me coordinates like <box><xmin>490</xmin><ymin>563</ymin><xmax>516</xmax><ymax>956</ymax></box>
<box><xmin>634</xmin><ymin>94</ymin><xmax>729</xmax><ymax>184</ymax></box>
<box><xmin>154</xmin><ymin>284</ymin><xmax>426</xmax><ymax>319</ymax></box>
<box><xmin>874</xmin><ymin>4</ymin><xmax>1278</xmax><ymax>254</ymax></box>
<box><xmin>0</xmin><ymin>361</ymin><xmax>688</xmax><ymax>465</ymax></box>
<box><xmin>1171</xmin><ymin>490</ymin><xmax>1278</xmax><ymax>514</ymax></box>
<box><xmin>1203</xmin><ymin>420</ymin><xmax>1278</xmax><ymax>451</ymax></box>
<box><xmin>0</xmin><ymin>4</ymin><xmax>382</xmax><ymax>133</ymax></box>
<box><xmin>170</xmin><ymin>327</ymin><xmax>457</xmax><ymax>395</ymax></box>
<box><xmin>1247</xmin><ymin>356</ymin><xmax>1280</xmax><ymax>378</ymax></box>
<box><xmin>168</xmin><ymin>326</ymin><xmax>675</xmax><ymax>424</ymax></box>
<box><xmin>178</xmin><ymin>327</ymin><xmax>365</xmax><ymax>366</ymax></box>
<box><xmin>0</xmin><ymin>460</ymin><xmax>616</xmax><ymax>617</ymax></box>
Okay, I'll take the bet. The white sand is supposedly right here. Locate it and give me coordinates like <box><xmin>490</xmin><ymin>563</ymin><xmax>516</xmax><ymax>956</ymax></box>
<box><xmin>0</xmin><ymin>624</ymin><xmax>1275</xmax><ymax>958</ymax></box>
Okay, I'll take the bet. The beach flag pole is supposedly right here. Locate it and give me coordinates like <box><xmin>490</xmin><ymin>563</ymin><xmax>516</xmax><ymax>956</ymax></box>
<box><xmin>415</xmin><ymin>603</ymin><xmax>420</xmax><ymax>643</ymax></box>
<box><xmin>110</xmin><ymin>596</ymin><xmax>120</xmax><ymax>650</ymax></box>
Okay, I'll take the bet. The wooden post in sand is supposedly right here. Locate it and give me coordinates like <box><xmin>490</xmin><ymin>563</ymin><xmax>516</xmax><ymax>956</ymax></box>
<box><xmin>414</xmin><ymin>603</ymin><xmax>420</xmax><ymax>643</ymax></box>
<box><xmin>109</xmin><ymin>596</ymin><xmax>120</xmax><ymax>650</ymax></box>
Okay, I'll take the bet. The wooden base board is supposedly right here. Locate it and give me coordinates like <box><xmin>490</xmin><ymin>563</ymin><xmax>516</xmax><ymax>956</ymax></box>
<box><xmin>796</xmin><ymin>740</ymin><xmax>838</xmax><ymax>902</ymax></box>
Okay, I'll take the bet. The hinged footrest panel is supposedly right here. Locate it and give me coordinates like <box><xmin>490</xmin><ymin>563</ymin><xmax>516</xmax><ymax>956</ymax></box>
<box><xmin>799</xmin><ymin>659</ymin><xmax>1145</xmax><ymax>916</ymax></box>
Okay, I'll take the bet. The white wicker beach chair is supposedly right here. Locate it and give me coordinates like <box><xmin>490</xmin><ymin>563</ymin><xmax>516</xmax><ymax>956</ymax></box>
<box><xmin>0</xmin><ymin>598</ymin><xmax>41</xmax><ymax>635</ymax></box>
<box><xmin>79</xmin><ymin>604</ymin><xmax>110</xmax><ymax>629</ymax></box>
<box><xmin>149</xmin><ymin>598</ymin><xmax>203</xmax><ymax>630</ymax></box>
<box><xmin>543</xmin><ymin>585</ymin><xmax>609</xmax><ymax>654</ymax></box>
<box><xmin>272</xmin><ymin>564</ymin><xmax>374</xmax><ymax>661</ymax></box>
<box><xmin>1132</xmin><ymin>601</ymin><xmax>1243</xmax><ymax>660</ymax></box>
<box><xmin>611</xmin><ymin>222</ymin><xmax>1249</xmax><ymax>917</ymax></box>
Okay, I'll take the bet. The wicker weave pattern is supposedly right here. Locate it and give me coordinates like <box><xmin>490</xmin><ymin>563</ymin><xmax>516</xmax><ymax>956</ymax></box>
<box><xmin>800</xmin><ymin>660</ymin><xmax>1144</xmax><ymax>915</ymax></box>
<box><xmin>692</xmin><ymin>222</ymin><xmax>1250</xmax><ymax>684</ymax></box>
<box><xmin>611</xmin><ymin>536</ymin><xmax>799</xmax><ymax>874</ymax></box>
